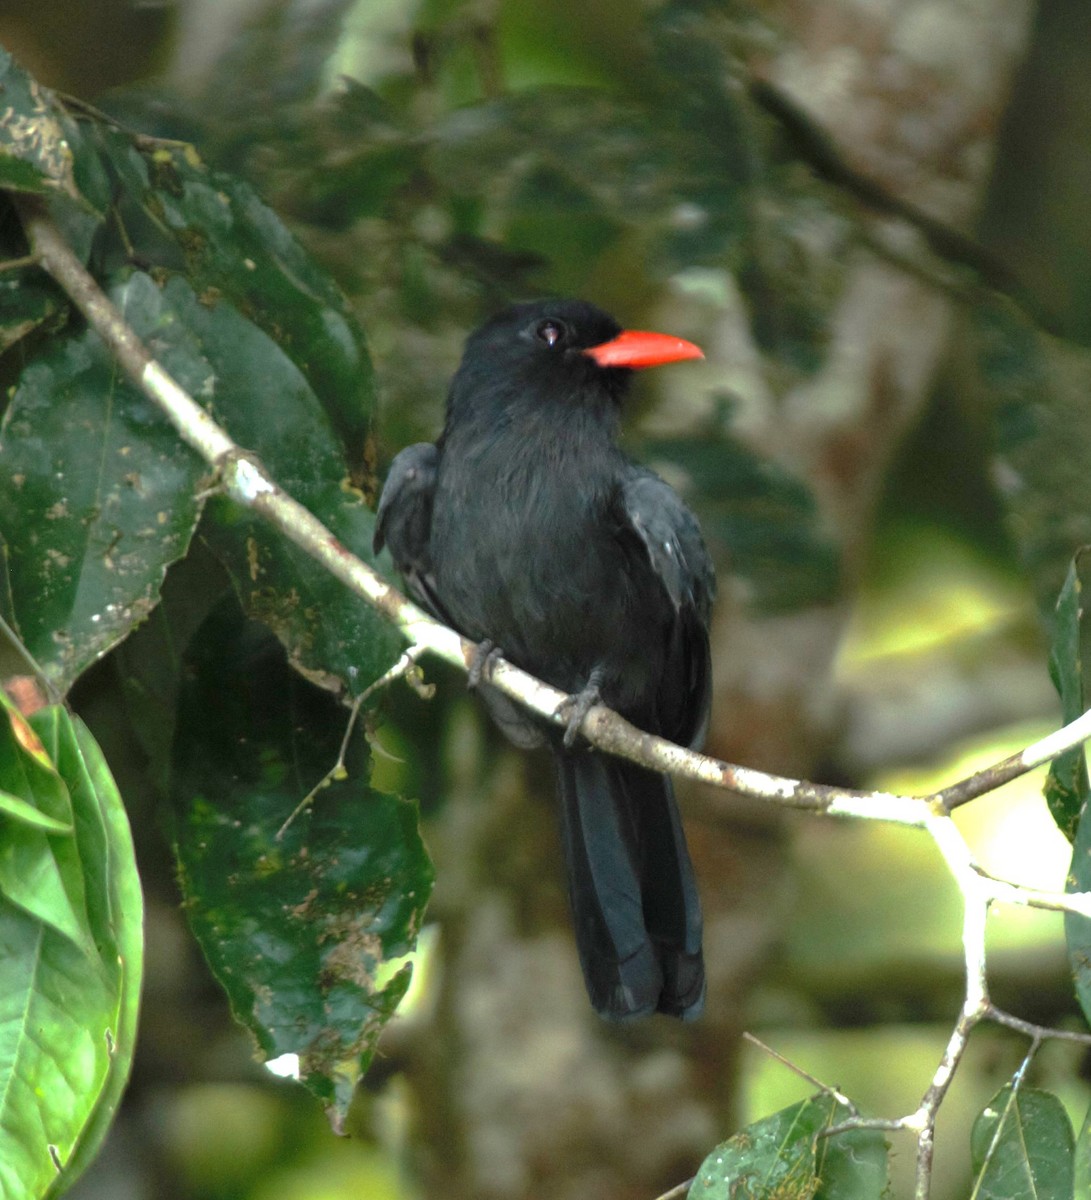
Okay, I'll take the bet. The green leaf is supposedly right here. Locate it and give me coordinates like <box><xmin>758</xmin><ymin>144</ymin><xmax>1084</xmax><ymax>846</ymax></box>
<box><xmin>0</xmin><ymin>276</ymin><xmax>207</xmax><ymax>694</ymax></box>
<box><xmin>0</xmin><ymin>790</ymin><xmax>72</xmax><ymax>834</ymax></box>
<box><xmin>1045</xmin><ymin>552</ymin><xmax>1090</xmax><ymax>840</ymax></box>
<box><xmin>112</xmin><ymin>541</ymin><xmax>234</xmax><ymax>795</ymax></box>
<box><xmin>0</xmin><ymin>697</ymin><xmax>143</xmax><ymax>1199</ymax></box>
<box><xmin>36</xmin><ymin>710</ymin><xmax>144</xmax><ymax>1197</ymax></box>
<box><xmin>814</xmin><ymin>1109</ymin><xmax>888</xmax><ymax>1199</ymax></box>
<box><xmin>2</xmin><ymin>245</ymin><xmax>395</xmax><ymax>699</ymax></box>
<box><xmin>121</xmin><ymin>271</ymin><xmax>404</xmax><ymax>698</ymax></box>
<box><xmin>689</xmin><ymin>1094</ymin><xmax>887</xmax><ymax>1199</ymax></box>
<box><xmin>1066</xmin><ymin>791</ymin><xmax>1091</xmax><ymax>1029</ymax></box>
<box><xmin>0</xmin><ymin>695</ymin><xmax>92</xmax><ymax>953</ymax></box>
<box><xmin>1074</xmin><ymin>1098</ymin><xmax>1091</xmax><ymax>1199</ymax></box>
<box><xmin>210</xmin><ymin>485</ymin><xmax>405</xmax><ymax>699</ymax></box>
<box><xmin>0</xmin><ymin>265</ymin><xmax>63</xmax><ymax>357</ymax></box>
<box><xmin>0</xmin><ymin>48</ymin><xmax>80</xmax><ymax>198</ymax></box>
<box><xmin>970</xmin><ymin>1085</ymin><xmax>1074</xmax><ymax>1200</ymax></box>
<box><xmin>172</xmin><ymin>600</ymin><xmax>433</xmax><ymax>1130</ymax></box>
<box><xmin>86</xmin><ymin>124</ymin><xmax>377</xmax><ymax>472</ymax></box>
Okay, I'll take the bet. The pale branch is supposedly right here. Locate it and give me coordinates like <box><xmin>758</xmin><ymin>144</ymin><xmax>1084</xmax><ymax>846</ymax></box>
<box><xmin>16</xmin><ymin>199</ymin><xmax>1091</xmax><ymax>1200</ymax></box>
<box><xmin>650</xmin><ymin>1182</ymin><xmax>692</xmax><ymax>1200</ymax></box>
<box><xmin>936</xmin><ymin>709</ymin><xmax>1091</xmax><ymax>811</ymax></box>
<box><xmin>17</xmin><ymin>190</ymin><xmax>1091</xmax><ymax>830</ymax></box>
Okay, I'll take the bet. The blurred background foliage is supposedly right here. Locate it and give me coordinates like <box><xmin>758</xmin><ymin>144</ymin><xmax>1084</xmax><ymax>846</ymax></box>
<box><xmin>4</xmin><ymin>0</ymin><xmax>1091</xmax><ymax>1197</ymax></box>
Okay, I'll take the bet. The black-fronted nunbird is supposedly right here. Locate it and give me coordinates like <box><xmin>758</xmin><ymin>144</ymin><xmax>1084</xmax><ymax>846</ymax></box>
<box><xmin>374</xmin><ymin>299</ymin><xmax>714</xmax><ymax>1021</ymax></box>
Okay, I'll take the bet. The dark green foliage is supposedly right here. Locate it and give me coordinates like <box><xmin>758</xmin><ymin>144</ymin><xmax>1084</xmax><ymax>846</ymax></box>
<box><xmin>173</xmin><ymin>601</ymin><xmax>432</xmax><ymax>1126</ymax></box>
<box><xmin>0</xmin><ymin>40</ymin><xmax>430</xmax><ymax>1169</ymax></box>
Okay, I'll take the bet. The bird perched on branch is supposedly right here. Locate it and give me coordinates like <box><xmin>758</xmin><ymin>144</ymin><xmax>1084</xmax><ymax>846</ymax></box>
<box><xmin>374</xmin><ymin>299</ymin><xmax>714</xmax><ymax>1021</ymax></box>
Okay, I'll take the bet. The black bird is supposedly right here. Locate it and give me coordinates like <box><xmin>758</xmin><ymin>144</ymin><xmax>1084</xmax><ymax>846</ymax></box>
<box><xmin>374</xmin><ymin>299</ymin><xmax>714</xmax><ymax>1021</ymax></box>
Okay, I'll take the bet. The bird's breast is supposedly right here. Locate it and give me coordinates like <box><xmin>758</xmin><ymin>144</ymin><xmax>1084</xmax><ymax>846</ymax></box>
<box><xmin>429</xmin><ymin>424</ymin><xmax>651</xmax><ymax>695</ymax></box>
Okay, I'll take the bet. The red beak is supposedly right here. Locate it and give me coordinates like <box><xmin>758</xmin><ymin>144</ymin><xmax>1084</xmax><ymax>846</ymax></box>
<box><xmin>583</xmin><ymin>329</ymin><xmax>704</xmax><ymax>369</ymax></box>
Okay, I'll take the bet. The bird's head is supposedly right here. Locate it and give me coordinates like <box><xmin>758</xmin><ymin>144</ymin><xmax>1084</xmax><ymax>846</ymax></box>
<box><xmin>446</xmin><ymin>299</ymin><xmax>703</xmax><ymax>424</ymax></box>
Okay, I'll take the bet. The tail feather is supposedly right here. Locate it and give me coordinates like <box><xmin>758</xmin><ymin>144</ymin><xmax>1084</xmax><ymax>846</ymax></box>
<box><xmin>625</xmin><ymin>765</ymin><xmax>705</xmax><ymax>1019</ymax></box>
<box><xmin>554</xmin><ymin>751</ymin><xmax>705</xmax><ymax>1021</ymax></box>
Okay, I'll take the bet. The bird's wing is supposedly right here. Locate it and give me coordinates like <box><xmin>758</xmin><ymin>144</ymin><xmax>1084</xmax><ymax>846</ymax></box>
<box><xmin>373</xmin><ymin>442</ymin><xmax>445</xmax><ymax>616</ymax></box>
<box><xmin>618</xmin><ymin>468</ymin><xmax>714</xmax><ymax>747</ymax></box>
<box><xmin>377</xmin><ymin>443</ymin><xmax>545</xmax><ymax>748</ymax></box>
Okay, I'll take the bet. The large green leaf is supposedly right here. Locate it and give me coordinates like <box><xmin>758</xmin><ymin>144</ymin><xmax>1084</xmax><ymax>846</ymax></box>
<box><xmin>1</xmin><ymin>256</ymin><xmax>397</xmax><ymax>700</ymax></box>
<box><xmin>119</xmin><ymin>269</ymin><xmax>404</xmax><ymax>696</ymax></box>
<box><xmin>688</xmin><ymin>1095</ymin><xmax>887</xmax><ymax>1199</ymax></box>
<box><xmin>0</xmin><ymin>48</ymin><xmax>79</xmax><ymax>199</ymax></box>
<box><xmin>36</xmin><ymin>709</ymin><xmax>144</xmax><ymax>1197</ymax></box>
<box><xmin>0</xmin><ymin>277</ymin><xmax>207</xmax><ymax>694</ymax></box>
<box><xmin>1075</xmin><ymin>1098</ymin><xmax>1091</xmax><ymax>1199</ymax></box>
<box><xmin>172</xmin><ymin>600</ymin><xmax>433</xmax><ymax>1130</ymax></box>
<box><xmin>0</xmin><ymin>695</ymin><xmax>142</xmax><ymax>1200</ymax></box>
<box><xmin>86</xmin><ymin>123</ymin><xmax>377</xmax><ymax>472</ymax></box>
<box><xmin>970</xmin><ymin>1085</ymin><xmax>1074</xmax><ymax>1200</ymax></box>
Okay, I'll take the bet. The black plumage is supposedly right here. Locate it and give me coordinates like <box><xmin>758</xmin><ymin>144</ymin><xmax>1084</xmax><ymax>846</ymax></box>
<box><xmin>374</xmin><ymin>299</ymin><xmax>714</xmax><ymax>1020</ymax></box>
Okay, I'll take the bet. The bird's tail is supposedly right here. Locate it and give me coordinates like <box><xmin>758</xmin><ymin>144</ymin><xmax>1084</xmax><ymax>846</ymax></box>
<box><xmin>553</xmin><ymin>751</ymin><xmax>705</xmax><ymax>1021</ymax></box>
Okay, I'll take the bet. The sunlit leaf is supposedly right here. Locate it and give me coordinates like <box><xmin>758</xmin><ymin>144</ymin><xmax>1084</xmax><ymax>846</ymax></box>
<box><xmin>0</xmin><ymin>789</ymin><xmax>72</xmax><ymax>834</ymax></box>
<box><xmin>0</xmin><ymin>695</ymin><xmax>142</xmax><ymax>1199</ymax></box>
<box><xmin>35</xmin><ymin>708</ymin><xmax>144</xmax><ymax>1196</ymax></box>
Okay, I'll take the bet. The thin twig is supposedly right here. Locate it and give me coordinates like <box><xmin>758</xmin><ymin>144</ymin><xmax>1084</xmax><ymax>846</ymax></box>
<box><xmin>276</xmin><ymin>646</ymin><xmax>429</xmax><ymax>839</ymax></box>
<box><xmin>650</xmin><ymin>1179</ymin><xmax>693</xmax><ymax>1200</ymax></box>
<box><xmin>0</xmin><ymin>253</ymin><xmax>39</xmax><ymax>273</ymax></box>
<box><xmin>742</xmin><ymin>1032</ymin><xmax>858</xmax><ymax>1114</ymax></box>
<box><xmin>987</xmin><ymin>1006</ymin><xmax>1091</xmax><ymax>1045</ymax></box>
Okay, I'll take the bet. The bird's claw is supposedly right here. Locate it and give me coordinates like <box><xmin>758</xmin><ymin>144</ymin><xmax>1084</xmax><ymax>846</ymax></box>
<box><xmin>467</xmin><ymin>640</ymin><xmax>501</xmax><ymax>689</ymax></box>
<box><xmin>557</xmin><ymin>677</ymin><xmax>603</xmax><ymax>749</ymax></box>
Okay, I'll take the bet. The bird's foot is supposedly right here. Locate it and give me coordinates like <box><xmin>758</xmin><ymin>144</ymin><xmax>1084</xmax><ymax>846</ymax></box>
<box><xmin>556</xmin><ymin>668</ymin><xmax>605</xmax><ymax>749</ymax></box>
<box><xmin>467</xmin><ymin>639</ymin><xmax>501</xmax><ymax>689</ymax></box>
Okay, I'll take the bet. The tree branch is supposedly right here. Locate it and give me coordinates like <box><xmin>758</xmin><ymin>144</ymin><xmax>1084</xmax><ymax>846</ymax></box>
<box><xmin>16</xmin><ymin>196</ymin><xmax>1091</xmax><ymax>1200</ymax></box>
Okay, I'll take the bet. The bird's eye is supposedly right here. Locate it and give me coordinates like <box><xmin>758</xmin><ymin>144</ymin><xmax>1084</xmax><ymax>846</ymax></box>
<box><xmin>536</xmin><ymin>320</ymin><xmax>565</xmax><ymax>348</ymax></box>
